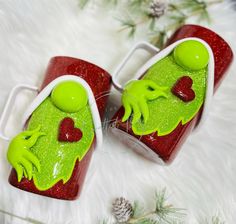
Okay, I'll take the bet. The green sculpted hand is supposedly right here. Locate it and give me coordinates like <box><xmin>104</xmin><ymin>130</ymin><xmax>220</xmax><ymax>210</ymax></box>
<box><xmin>7</xmin><ymin>126</ymin><xmax>45</xmax><ymax>182</ymax></box>
<box><xmin>122</xmin><ymin>80</ymin><xmax>167</xmax><ymax>124</ymax></box>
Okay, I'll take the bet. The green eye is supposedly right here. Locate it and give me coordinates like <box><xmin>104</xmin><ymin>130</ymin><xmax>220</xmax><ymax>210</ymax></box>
<box><xmin>51</xmin><ymin>81</ymin><xmax>88</xmax><ymax>113</ymax></box>
<box><xmin>173</xmin><ymin>40</ymin><xmax>209</xmax><ymax>71</ymax></box>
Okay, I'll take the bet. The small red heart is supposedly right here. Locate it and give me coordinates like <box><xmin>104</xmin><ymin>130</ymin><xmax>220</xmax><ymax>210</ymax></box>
<box><xmin>171</xmin><ymin>76</ymin><xmax>195</xmax><ymax>102</ymax></box>
<box><xmin>58</xmin><ymin>117</ymin><xmax>83</xmax><ymax>142</ymax></box>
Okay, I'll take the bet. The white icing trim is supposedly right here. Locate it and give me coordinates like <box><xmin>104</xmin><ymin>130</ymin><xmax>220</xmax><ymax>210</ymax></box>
<box><xmin>22</xmin><ymin>75</ymin><xmax>103</xmax><ymax>149</ymax></box>
<box><xmin>113</xmin><ymin>38</ymin><xmax>215</xmax><ymax>130</ymax></box>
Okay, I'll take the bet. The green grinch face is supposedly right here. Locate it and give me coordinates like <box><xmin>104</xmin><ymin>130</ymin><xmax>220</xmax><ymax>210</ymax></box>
<box><xmin>51</xmin><ymin>81</ymin><xmax>88</xmax><ymax>113</ymax></box>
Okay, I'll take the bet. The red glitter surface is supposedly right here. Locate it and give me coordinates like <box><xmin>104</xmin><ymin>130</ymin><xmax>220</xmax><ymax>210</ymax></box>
<box><xmin>9</xmin><ymin>144</ymin><xmax>94</xmax><ymax>200</ymax></box>
<box><xmin>111</xmin><ymin>25</ymin><xmax>233</xmax><ymax>164</ymax></box>
<box><xmin>9</xmin><ymin>57</ymin><xmax>112</xmax><ymax>200</ymax></box>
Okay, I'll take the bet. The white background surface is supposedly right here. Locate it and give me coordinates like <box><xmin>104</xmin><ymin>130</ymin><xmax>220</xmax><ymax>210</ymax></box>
<box><xmin>0</xmin><ymin>0</ymin><xmax>236</xmax><ymax>223</ymax></box>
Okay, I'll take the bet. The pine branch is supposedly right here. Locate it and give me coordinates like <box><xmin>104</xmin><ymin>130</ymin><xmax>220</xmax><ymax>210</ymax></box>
<box><xmin>78</xmin><ymin>0</ymin><xmax>90</xmax><ymax>9</ymax></box>
<box><xmin>109</xmin><ymin>189</ymin><xmax>185</xmax><ymax>224</ymax></box>
<box><xmin>133</xmin><ymin>201</ymin><xmax>145</xmax><ymax>218</ymax></box>
<box><xmin>78</xmin><ymin>0</ymin><xmax>223</xmax><ymax>47</ymax></box>
<box><xmin>102</xmin><ymin>0</ymin><xmax>118</xmax><ymax>6</ymax></box>
<box><xmin>101</xmin><ymin>190</ymin><xmax>224</xmax><ymax>224</ymax></box>
<box><xmin>117</xmin><ymin>17</ymin><xmax>138</xmax><ymax>37</ymax></box>
<box><xmin>129</xmin><ymin>0</ymin><xmax>144</xmax><ymax>8</ymax></box>
<box><xmin>116</xmin><ymin>0</ymin><xmax>219</xmax><ymax>47</ymax></box>
<box><xmin>153</xmin><ymin>189</ymin><xmax>186</xmax><ymax>223</ymax></box>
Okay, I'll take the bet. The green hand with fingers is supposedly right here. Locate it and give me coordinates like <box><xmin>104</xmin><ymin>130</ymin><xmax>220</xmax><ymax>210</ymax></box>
<box><xmin>122</xmin><ymin>80</ymin><xmax>167</xmax><ymax>124</ymax></box>
<box><xmin>7</xmin><ymin>126</ymin><xmax>45</xmax><ymax>182</ymax></box>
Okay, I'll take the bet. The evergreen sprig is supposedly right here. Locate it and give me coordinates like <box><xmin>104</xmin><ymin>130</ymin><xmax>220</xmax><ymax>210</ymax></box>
<box><xmin>78</xmin><ymin>0</ymin><xmax>223</xmax><ymax>48</ymax></box>
<box><xmin>101</xmin><ymin>189</ymin><xmax>225</xmax><ymax>224</ymax></box>
<box><xmin>105</xmin><ymin>188</ymin><xmax>185</xmax><ymax>224</ymax></box>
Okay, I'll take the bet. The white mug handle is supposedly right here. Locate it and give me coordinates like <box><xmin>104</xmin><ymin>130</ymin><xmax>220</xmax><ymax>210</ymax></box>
<box><xmin>0</xmin><ymin>84</ymin><xmax>38</xmax><ymax>141</ymax></box>
<box><xmin>112</xmin><ymin>41</ymin><xmax>160</xmax><ymax>92</ymax></box>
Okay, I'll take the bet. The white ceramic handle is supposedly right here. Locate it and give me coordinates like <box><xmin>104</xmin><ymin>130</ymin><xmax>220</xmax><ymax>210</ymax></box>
<box><xmin>112</xmin><ymin>41</ymin><xmax>160</xmax><ymax>92</ymax></box>
<box><xmin>0</xmin><ymin>84</ymin><xmax>38</xmax><ymax>141</ymax></box>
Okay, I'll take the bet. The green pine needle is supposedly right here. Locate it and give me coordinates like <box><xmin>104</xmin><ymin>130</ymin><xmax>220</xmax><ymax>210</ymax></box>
<box><xmin>78</xmin><ymin>0</ymin><xmax>222</xmax><ymax>47</ymax></box>
<box><xmin>133</xmin><ymin>201</ymin><xmax>145</xmax><ymax>218</ymax></box>
<box><xmin>78</xmin><ymin>0</ymin><xmax>90</xmax><ymax>9</ymax></box>
<box><xmin>153</xmin><ymin>189</ymin><xmax>186</xmax><ymax>223</ymax></box>
<box><xmin>100</xmin><ymin>189</ymin><xmax>224</xmax><ymax>224</ymax></box>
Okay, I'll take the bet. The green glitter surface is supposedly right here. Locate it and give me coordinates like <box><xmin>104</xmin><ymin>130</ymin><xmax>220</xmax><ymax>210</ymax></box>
<box><xmin>27</xmin><ymin>97</ymin><xmax>94</xmax><ymax>191</ymax></box>
<box><xmin>132</xmin><ymin>54</ymin><xmax>207</xmax><ymax>136</ymax></box>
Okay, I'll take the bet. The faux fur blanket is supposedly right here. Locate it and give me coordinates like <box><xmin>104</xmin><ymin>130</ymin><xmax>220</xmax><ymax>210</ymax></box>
<box><xmin>0</xmin><ymin>0</ymin><xmax>235</xmax><ymax>223</ymax></box>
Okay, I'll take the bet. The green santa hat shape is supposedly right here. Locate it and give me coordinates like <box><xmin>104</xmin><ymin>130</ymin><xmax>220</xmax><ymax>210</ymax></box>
<box><xmin>7</xmin><ymin>75</ymin><xmax>102</xmax><ymax>190</ymax></box>
<box><xmin>22</xmin><ymin>75</ymin><xmax>103</xmax><ymax>147</ymax></box>
<box><xmin>113</xmin><ymin>38</ymin><xmax>214</xmax><ymax>136</ymax></box>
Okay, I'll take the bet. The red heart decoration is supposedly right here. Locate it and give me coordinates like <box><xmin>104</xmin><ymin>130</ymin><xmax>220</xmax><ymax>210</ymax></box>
<box><xmin>58</xmin><ymin>117</ymin><xmax>83</xmax><ymax>142</ymax></box>
<box><xmin>171</xmin><ymin>76</ymin><xmax>195</xmax><ymax>102</ymax></box>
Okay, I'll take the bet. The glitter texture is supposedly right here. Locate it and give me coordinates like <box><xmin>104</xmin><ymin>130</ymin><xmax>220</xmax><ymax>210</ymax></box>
<box><xmin>9</xmin><ymin>56</ymin><xmax>111</xmax><ymax>200</ymax></box>
<box><xmin>132</xmin><ymin>54</ymin><xmax>206</xmax><ymax>136</ymax></box>
<box><xmin>111</xmin><ymin>25</ymin><xmax>233</xmax><ymax>163</ymax></box>
<box><xmin>26</xmin><ymin>97</ymin><xmax>94</xmax><ymax>191</ymax></box>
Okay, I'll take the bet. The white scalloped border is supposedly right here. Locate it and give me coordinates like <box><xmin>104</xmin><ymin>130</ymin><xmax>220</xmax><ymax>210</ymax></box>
<box><xmin>128</xmin><ymin>38</ymin><xmax>215</xmax><ymax>131</ymax></box>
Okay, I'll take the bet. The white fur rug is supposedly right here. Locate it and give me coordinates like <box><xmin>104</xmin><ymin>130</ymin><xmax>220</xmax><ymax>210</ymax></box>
<box><xmin>0</xmin><ymin>0</ymin><xmax>236</xmax><ymax>223</ymax></box>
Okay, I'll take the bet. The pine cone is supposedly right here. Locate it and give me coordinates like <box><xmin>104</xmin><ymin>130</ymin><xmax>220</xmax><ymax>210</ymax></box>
<box><xmin>112</xmin><ymin>197</ymin><xmax>134</xmax><ymax>223</ymax></box>
<box><xmin>149</xmin><ymin>0</ymin><xmax>167</xmax><ymax>18</ymax></box>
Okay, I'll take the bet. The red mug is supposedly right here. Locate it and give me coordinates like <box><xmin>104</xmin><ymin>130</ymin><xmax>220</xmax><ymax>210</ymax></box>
<box><xmin>0</xmin><ymin>56</ymin><xmax>111</xmax><ymax>200</ymax></box>
<box><xmin>110</xmin><ymin>25</ymin><xmax>233</xmax><ymax>164</ymax></box>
